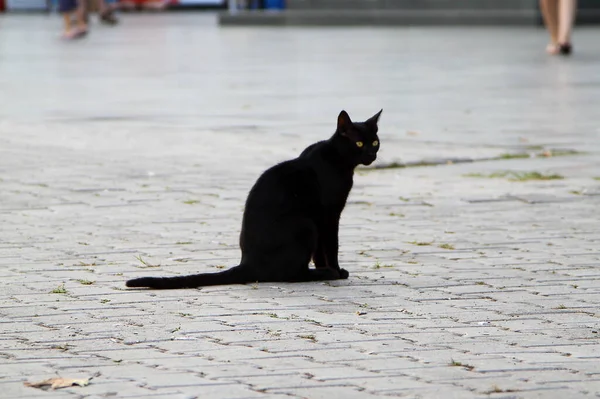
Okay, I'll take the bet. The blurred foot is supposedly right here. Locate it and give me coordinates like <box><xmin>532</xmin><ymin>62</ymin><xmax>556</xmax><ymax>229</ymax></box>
<box><xmin>61</xmin><ymin>27</ymin><xmax>87</xmax><ymax>40</ymax></box>
<box><xmin>100</xmin><ymin>10</ymin><xmax>119</xmax><ymax>25</ymax></box>
<box><xmin>71</xmin><ymin>14</ymin><xmax>88</xmax><ymax>25</ymax></box>
<box><xmin>546</xmin><ymin>43</ymin><xmax>560</xmax><ymax>55</ymax></box>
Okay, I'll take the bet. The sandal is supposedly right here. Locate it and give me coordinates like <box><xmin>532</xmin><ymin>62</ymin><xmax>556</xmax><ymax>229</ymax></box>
<box><xmin>558</xmin><ymin>43</ymin><xmax>572</xmax><ymax>56</ymax></box>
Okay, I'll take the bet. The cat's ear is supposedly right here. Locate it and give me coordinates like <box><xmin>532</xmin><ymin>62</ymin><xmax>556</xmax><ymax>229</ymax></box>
<box><xmin>337</xmin><ymin>110</ymin><xmax>353</xmax><ymax>135</ymax></box>
<box><xmin>366</xmin><ymin>109</ymin><xmax>383</xmax><ymax>126</ymax></box>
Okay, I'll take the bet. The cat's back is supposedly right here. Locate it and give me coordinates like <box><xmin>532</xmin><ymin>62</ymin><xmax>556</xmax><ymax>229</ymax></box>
<box><xmin>251</xmin><ymin>157</ymin><xmax>316</xmax><ymax>195</ymax></box>
<box><xmin>299</xmin><ymin>140</ymin><xmax>327</xmax><ymax>158</ymax></box>
<box><xmin>245</xmin><ymin>157</ymin><xmax>319</xmax><ymax>211</ymax></box>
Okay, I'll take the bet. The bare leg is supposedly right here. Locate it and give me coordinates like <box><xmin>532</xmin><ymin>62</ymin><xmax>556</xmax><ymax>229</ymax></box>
<box><xmin>119</xmin><ymin>0</ymin><xmax>135</xmax><ymax>10</ymax></box>
<box><xmin>75</xmin><ymin>0</ymin><xmax>88</xmax><ymax>32</ymax></box>
<box><xmin>558</xmin><ymin>0</ymin><xmax>577</xmax><ymax>45</ymax></box>
<box><xmin>96</xmin><ymin>0</ymin><xmax>118</xmax><ymax>14</ymax></box>
<box><xmin>143</xmin><ymin>0</ymin><xmax>170</xmax><ymax>10</ymax></box>
<box><xmin>62</xmin><ymin>12</ymin><xmax>73</xmax><ymax>36</ymax></box>
<box><xmin>96</xmin><ymin>0</ymin><xmax>106</xmax><ymax>13</ymax></box>
<box><xmin>540</xmin><ymin>0</ymin><xmax>560</xmax><ymax>53</ymax></box>
<box><xmin>97</xmin><ymin>0</ymin><xmax>119</xmax><ymax>24</ymax></box>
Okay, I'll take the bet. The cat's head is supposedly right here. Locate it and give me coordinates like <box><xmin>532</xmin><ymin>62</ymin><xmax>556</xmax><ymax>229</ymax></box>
<box><xmin>336</xmin><ymin>109</ymin><xmax>382</xmax><ymax>166</ymax></box>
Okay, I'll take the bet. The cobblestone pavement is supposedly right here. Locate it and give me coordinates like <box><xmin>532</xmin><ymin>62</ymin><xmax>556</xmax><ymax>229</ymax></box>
<box><xmin>1</xmin><ymin>13</ymin><xmax>600</xmax><ymax>399</ymax></box>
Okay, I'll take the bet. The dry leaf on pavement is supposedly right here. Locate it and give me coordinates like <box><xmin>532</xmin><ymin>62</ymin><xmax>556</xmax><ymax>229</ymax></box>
<box><xmin>24</xmin><ymin>377</ymin><xmax>91</xmax><ymax>390</ymax></box>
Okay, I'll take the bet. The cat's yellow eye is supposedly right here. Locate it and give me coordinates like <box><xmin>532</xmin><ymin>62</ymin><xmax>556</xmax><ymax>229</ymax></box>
<box><xmin>372</xmin><ymin>140</ymin><xmax>379</xmax><ymax>146</ymax></box>
<box><xmin>356</xmin><ymin>141</ymin><xmax>364</xmax><ymax>148</ymax></box>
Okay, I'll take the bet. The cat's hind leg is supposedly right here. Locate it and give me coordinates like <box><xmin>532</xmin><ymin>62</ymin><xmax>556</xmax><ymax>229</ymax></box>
<box><xmin>312</xmin><ymin>243</ymin><xmax>328</xmax><ymax>268</ymax></box>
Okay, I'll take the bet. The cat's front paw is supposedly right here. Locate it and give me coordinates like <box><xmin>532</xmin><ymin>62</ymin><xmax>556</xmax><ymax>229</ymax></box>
<box><xmin>339</xmin><ymin>268</ymin><xmax>349</xmax><ymax>279</ymax></box>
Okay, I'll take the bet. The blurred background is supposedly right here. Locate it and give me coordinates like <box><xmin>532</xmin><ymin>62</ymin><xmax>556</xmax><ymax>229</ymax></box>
<box><xmin>0</xmin><ymin>0</ymin><xmax>598</xmax><ymax>165</ymax></box>
<box><xmin>2</xmin><ymin>0</ymin><xmax>600</xmax><ymax>22</ymax></box>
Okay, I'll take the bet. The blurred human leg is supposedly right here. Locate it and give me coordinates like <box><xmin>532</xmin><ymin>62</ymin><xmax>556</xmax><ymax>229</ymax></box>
<box><xmin>539</xmin><ymin>0</ymin><xmax>560</xmax><ymax>54</ymax></box>
<box><xmin>97</xmin><ymin>0</ymin><xmax>119</xmax><ymax>25</ymax></box>
<box><xmin>60</xmin><ymin>0</ymin><xmax>86</xmax><ymax>39</ymax></box>
<box><xmin>557</xmin><ymin>0</ymin><xmax>577</xmax><ymax>54</ymax></box>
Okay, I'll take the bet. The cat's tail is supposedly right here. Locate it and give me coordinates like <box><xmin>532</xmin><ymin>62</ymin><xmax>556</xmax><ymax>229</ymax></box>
<box><xmin>125</xmin><ymin>265</ymin><xmax>250</xmax><ymax>289</ymax></box>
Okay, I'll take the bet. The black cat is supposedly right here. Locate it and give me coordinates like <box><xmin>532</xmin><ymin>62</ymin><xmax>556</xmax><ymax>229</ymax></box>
<box><xmin>126</xmin><ymin>109</ymin><xmax>382</xmax><ymax>289</ymax></box>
